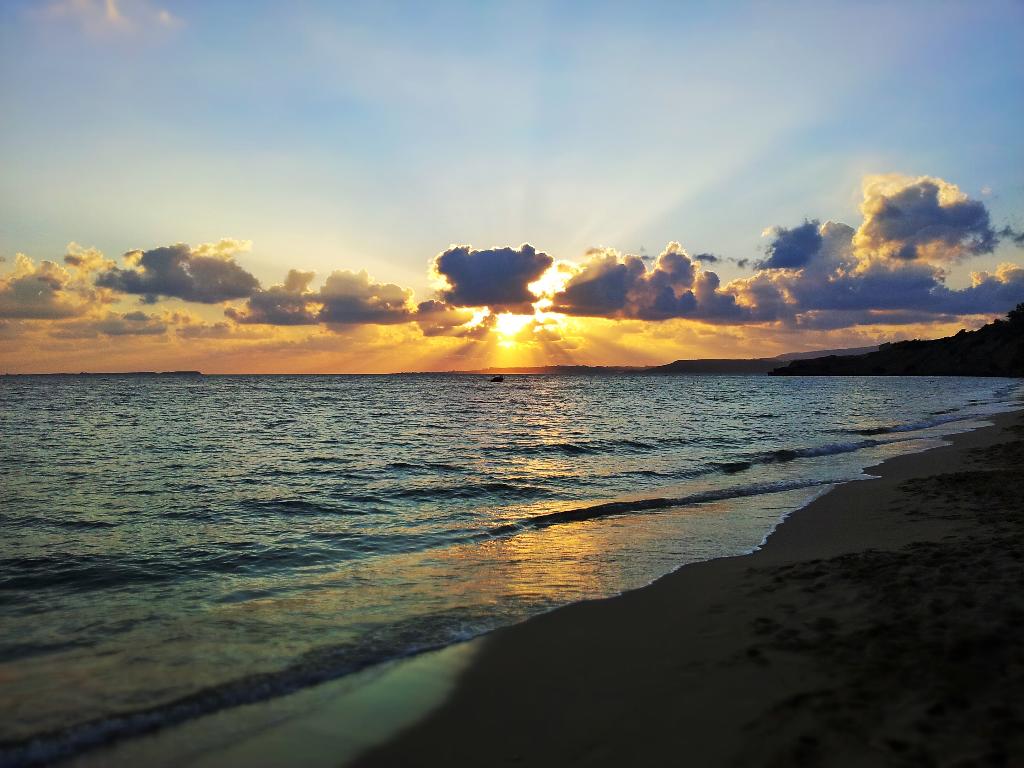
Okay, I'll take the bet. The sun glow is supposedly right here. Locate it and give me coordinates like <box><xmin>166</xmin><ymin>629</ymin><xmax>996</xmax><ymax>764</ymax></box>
<box><xmin>494</xmin><ymin>313</ymin><xmax>534</xmax><ymax>340</ymax></box>
<box><xmin>528</xmin><ymin>263</ymin><xmax>574</xmax><ymax>298</ymax></box>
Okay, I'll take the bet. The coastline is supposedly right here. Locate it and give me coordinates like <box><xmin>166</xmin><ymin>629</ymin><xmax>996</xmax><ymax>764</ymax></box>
<box><xmin>353</xmin><ymin>409</ymin><xmax>1024</xmax><ymax>767</ymax></box>
<box><xmin>48</xmin><ymin>407</ymin><xmax>1024</xmax><ymax>767</ymax></box>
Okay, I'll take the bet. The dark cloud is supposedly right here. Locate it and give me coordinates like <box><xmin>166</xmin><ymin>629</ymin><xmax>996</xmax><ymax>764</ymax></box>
<box><xmin>790</xmin><ymin>309</ymin><xmax>961</xmax><ymax>331</ymax></box>
<box><xmin>433</xmin><ymin>244</ymin><xmax>553</xmax><ymax>311</ymax></box>
<box><xmin>691</xmin><ymin>252</ymin><xmax>720</xmax><ymax>264</ymax></box>
<box><xmin>552</xmin><ymin>248</ymin><xmax>645</xmax><ymax>317</ymax></box>
<box><xmin>552</xmin><ymin>243</ymin><xmax>744</xmax><ymax>321</ymax></box>
<box><xmin>757</xmin><ymin>220</ymin><xmax>823</xmax><ymax>270</ymax></box>
<box><xmin>855</xmin><ymin>177</ymin><xmax>997</xmax><ymax>261</ymax></box>
<box><xmin>694</xmin><ymin>252</ymin><xmax>753</xmax><ymax>270</ymax></box>
<box><xmin>226</xmin><ymin>270</ymin><xmax>319</xmax><ymax>325</ymax></box>
<box><xmin>999</xmin><ymin>226</ymin><xmax>1024</xmax><ymax>247</ymax></box>
<box><xmin>97</xmin><ymin>243</ymin><xmax>260</xmax><ymax>303</ymax></box>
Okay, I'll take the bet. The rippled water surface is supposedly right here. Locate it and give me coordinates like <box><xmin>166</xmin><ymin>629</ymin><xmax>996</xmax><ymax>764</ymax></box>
<box><xmin>1</xmin><ymin>373</ymin><xmax>1020</xmax><ymax>762</ymax></box>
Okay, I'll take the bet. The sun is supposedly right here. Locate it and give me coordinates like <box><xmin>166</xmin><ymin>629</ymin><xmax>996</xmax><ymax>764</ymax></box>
<box><xmin>483</xmin><ymin>264</ymin><xmax>577</xmax><ymax>350</ymax></box>
<box><xmin>494</xmin><ymin>313</ymin><xmax>534</xmax><ymax>345</ymax></box>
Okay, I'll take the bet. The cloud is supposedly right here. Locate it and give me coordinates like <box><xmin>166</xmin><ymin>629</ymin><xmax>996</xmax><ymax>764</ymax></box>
<box><xmin>414</xmin><ymin>300</ymin><xmax>484</xmax><ymax>337</ymax></box>
<box><xmin>432</xmin><ymin>244</ymin><xmax>553</xmax><ymax>312</ymax></box>
<box><xmin>0</xmin><ymin>254</ymin><xmax>96</xmax><ymax>319</ymax></box>
<box><xmin>226</xmin><ymin>269</ymin><xmax>319</xmax><ymax>325</ymax></box>
<box><xmin>227</xmin><ymin>268</ymin><xmax>416</xmax><ymax>327</ymax></box>
<box><xmin>999</xmin><ymin>226</ymin><xmax>1024</xmax><ymax>247</ymax></box>
<box><xmin>317</xmin><ymin>270</ymin><xmax>415</xmax><ymax>325</ymax></box>
<box><xmin>63</xmin><ymin>242</ymin><xmax>115</xmax><ymax>273</ymax></box>
<box><xmin>853</xmin><ymin>175</ymin><xmax>997</xmax><ymax>263</ymax></box>
<box><xmin>97</xmin><ymin>242</ymin><xmax>260</xmax><ymax>303</ymax></box>
<box><xmin>552</xmin><ymin>242</ymin><xmax>744</xmax><ymax>321</ymax></box>
<box><xmin>731</xmin><ymin>212</ymin><xmax>1024</xmax><ymax>326</ymax></box>
<box><xmin>757</xmin><ymin>220</ymin><xmax>823</xmax><ymax>270</ymax></box>
<box><xmin>190</xmin><ymin>238</ymin><xmax>253</xmax><ymax>259</ymax></box>
<box><xmin>49</xmin><ymin>310</ymin><xmax>168</xmax><ymax>339</ymax></box>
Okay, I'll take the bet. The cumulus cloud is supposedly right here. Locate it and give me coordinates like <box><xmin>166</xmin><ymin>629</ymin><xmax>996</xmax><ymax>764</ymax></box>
<box><xmin>226</xmin><ymin>269</ymin><xmax>319</xmax><ymax>325</ymax></box>
<box><xmin>757</xmin><ymin>220</ymin><xmax>824</xmax><ymax>270</ymax></box>
<box><xmin>227</xmin><ymin>268</ymin><xmax>416</xmax><ymax>327</ymax></box>
<box><xmin>551</xmin><ymin>242</ymin><xmax>744</xmax><ymax>321</ymax></box>
<box><xmin>853</xmin><ymin>175</ymin><xmax>997</xmax><ymax>263</ymax></box>
<box><xmin>318</xmin><ymin>270</ymin><xmax>415</xmax><ymax>325</ymax></box>
<box><xmin>734</xmin><ymin>204</ymin><xmax>1024</xmax><ymax>327</ymax></box>
<box><xmin>97</xmin><ymin>242</ymin><xmax>260</xmax><ymax>303</ymax></box>
<box><xmin>433</xmin><ymin>244</ymin><xmax>553</xmax><ymax>312</ymax></box>
<box><xmin>0</xmin><ymin>254</ymin><xmax>96</xmax><ymax>319</ymax></box>
<box><xmin>63</xmin><ymin>242</ymin><xmax>115</xmax><ymax>273</ymax></box>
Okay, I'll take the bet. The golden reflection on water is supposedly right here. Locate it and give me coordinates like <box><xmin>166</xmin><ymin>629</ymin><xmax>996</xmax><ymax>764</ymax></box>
<box><xmin>0</xmin><ymin>484</ymin><xmax>822</xmax><ymax>741</ymax></box>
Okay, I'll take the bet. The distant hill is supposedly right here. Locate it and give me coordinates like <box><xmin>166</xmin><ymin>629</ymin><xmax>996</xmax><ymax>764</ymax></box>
<box><xmin>773</xmin><ymin>306</ymin><xmax>1024</xmax><ymax>377</ymax></box>
<box><xmin>430</xmin><ymin>346</ymin><xmax>881</xmax><ymax>376</ymax></box>
<box><xmin>643</xmin><ymin>358</ymin><xmax>781</xmax><ymax>374</ymax></box>
<box><xmin>644</xmin><ymin>346</ymin><xmax>878</xmax><ymax>375</ymax></box>
<box><xmin>774</xmin><ymin>345</ymin><xmax>879</xmax><ymax>361</ymax></box>
<box><xmin>447</xmin><ymin>365</ymin><xmax>645</xmax><ymax>375</ymax></box>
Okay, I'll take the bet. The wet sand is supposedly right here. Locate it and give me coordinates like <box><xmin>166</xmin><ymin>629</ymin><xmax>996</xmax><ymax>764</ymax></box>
<box><xmin>355</xmin><ymin>411</ymin><xmax>1024</xmax><ymax>767</ymax></box>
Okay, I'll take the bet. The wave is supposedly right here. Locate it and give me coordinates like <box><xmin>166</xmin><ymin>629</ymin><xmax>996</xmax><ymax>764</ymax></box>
<box><xmin>245</xmin><ymin>498</ymin><xmax>368</xmax><ymax>516</ymax></box>
<box><xmin>482</xmin><ymin>477</ymin><xmax>837</xmax><ymax>537</ymax></box>
<box><xmin>838</xmin><ymin>412</ymin><xmax>973</xmax><ymax>437</ymax></box>
<box><xmin>387</xmin><ymin>481</ymin><xmax>553</xmax><ymax>501</ymax></box>
<box><xmin>0</xmin><ymin>544</ymin><xmax>338</xmax><ymax>596</ymax></box>
<box><xmin>0</xmin><ymin>609</ymin><xmax>497</xmax><ymax>768</ymax></box>
<box><xmin>482</xmin><ymin>437</ymin><xmax>658</xmax><ymax>456</ymax></box>
<box><xmin>385</xmin><ymin>460</ymin><xmax>465</xmax><ymax>473</ymax></box>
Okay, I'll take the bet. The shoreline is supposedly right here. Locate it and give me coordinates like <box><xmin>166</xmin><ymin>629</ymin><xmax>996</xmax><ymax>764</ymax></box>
<box><xmin>352</xmin><ymin>408</ymin><xmax>1024</xmax><ymax>767</ymax></box>
<box><xmin>48</xmin><ymin>405</ymin><xmax>1024</xmax><ymax>765</ymax></box>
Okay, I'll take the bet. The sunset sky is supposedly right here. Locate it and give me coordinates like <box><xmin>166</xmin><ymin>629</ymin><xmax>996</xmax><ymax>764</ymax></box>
<box><xmin>2</xmin><ymin>0</ymin><xmax>1023</xmax><ymax>373</ymax></box>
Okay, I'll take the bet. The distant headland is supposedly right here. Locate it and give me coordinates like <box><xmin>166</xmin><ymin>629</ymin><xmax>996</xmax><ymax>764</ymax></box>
<box><xmin>2</xmin><ymin>371</ymin><xmax>203</xmax><ymax>377</ymax></box>
<box><xmin>774</xmin><ymin>304</ymin><xmax>1024</xmax><ymax>377</ymax></box>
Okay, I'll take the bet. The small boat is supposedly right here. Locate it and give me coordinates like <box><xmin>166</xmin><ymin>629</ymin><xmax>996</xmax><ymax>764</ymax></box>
<box><xmin>490</xmin><ymin>375</ymin><xmax>504</xmax><ymax>382</ymax></box>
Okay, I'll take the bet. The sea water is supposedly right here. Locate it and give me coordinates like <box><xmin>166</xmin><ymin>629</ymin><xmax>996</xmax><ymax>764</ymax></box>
<box><xmin>1</xmin><ymin>374</ymin><xmax>1020</xmax><ymax>764</ymax></box>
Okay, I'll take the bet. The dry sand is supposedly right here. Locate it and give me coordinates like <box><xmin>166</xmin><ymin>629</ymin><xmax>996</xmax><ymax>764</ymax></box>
<box><xmin>354</xmin><ymin>411</ymin><xmax>1024</xmax><ymax>767</ymax></box>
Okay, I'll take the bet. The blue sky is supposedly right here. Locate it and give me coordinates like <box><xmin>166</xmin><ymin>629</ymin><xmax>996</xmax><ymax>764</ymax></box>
<box><xmin>3</xmin><ymin>0</ymin><xmax>1022</xmax><ymax>292</ymax></box>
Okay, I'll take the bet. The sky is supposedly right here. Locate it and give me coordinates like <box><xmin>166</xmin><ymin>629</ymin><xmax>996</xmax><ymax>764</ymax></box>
<box><xmin>1</xmin><ymin>0</ymin><xmax>1023</xmax><ymax>373</ymax></box>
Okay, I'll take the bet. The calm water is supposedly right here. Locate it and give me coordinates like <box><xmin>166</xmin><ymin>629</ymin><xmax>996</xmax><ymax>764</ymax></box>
<box><xmin>1</xmin><ymin>374</ymin><xmax>1020</xmax><ymax>764</ymax></box>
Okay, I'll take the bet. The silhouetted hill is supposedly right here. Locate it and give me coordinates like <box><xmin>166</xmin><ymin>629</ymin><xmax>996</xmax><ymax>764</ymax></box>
<box><xmin>643</xmin><ymin>358</ymin><xmax>781</xmax><ymax>374</ymax></box>
<box><xmin>773</xmin><ymin>306</ymin><xmax>1024</xmax><ymax>377</ymax></box>
<box><xmin>645</xmin><ymin>346</ymin><xmax>877</xmax><ymax>375</ymax></box>
<box><xmin>774</xmin><ymin>345</ymin><xmax>878</xmax><ymax>361</ymax></box>
<box><xmin>449</xmin><ymin>365</ymin><xmax>645</xmax><ymax>375</ymax></box>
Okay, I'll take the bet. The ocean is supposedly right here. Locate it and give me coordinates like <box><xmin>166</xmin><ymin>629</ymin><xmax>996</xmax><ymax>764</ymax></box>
<box><xmin>1</xmin><ymin>373</ymin><xmax>1021</xmax><ymax>765</ymax></box>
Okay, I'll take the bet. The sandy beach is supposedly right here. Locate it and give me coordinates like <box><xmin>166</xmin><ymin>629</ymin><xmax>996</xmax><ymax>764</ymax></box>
<box><xmin>353</xmin><ymin>410</ymin><xmax>1024</xmax><ymax>767</ymax></box>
